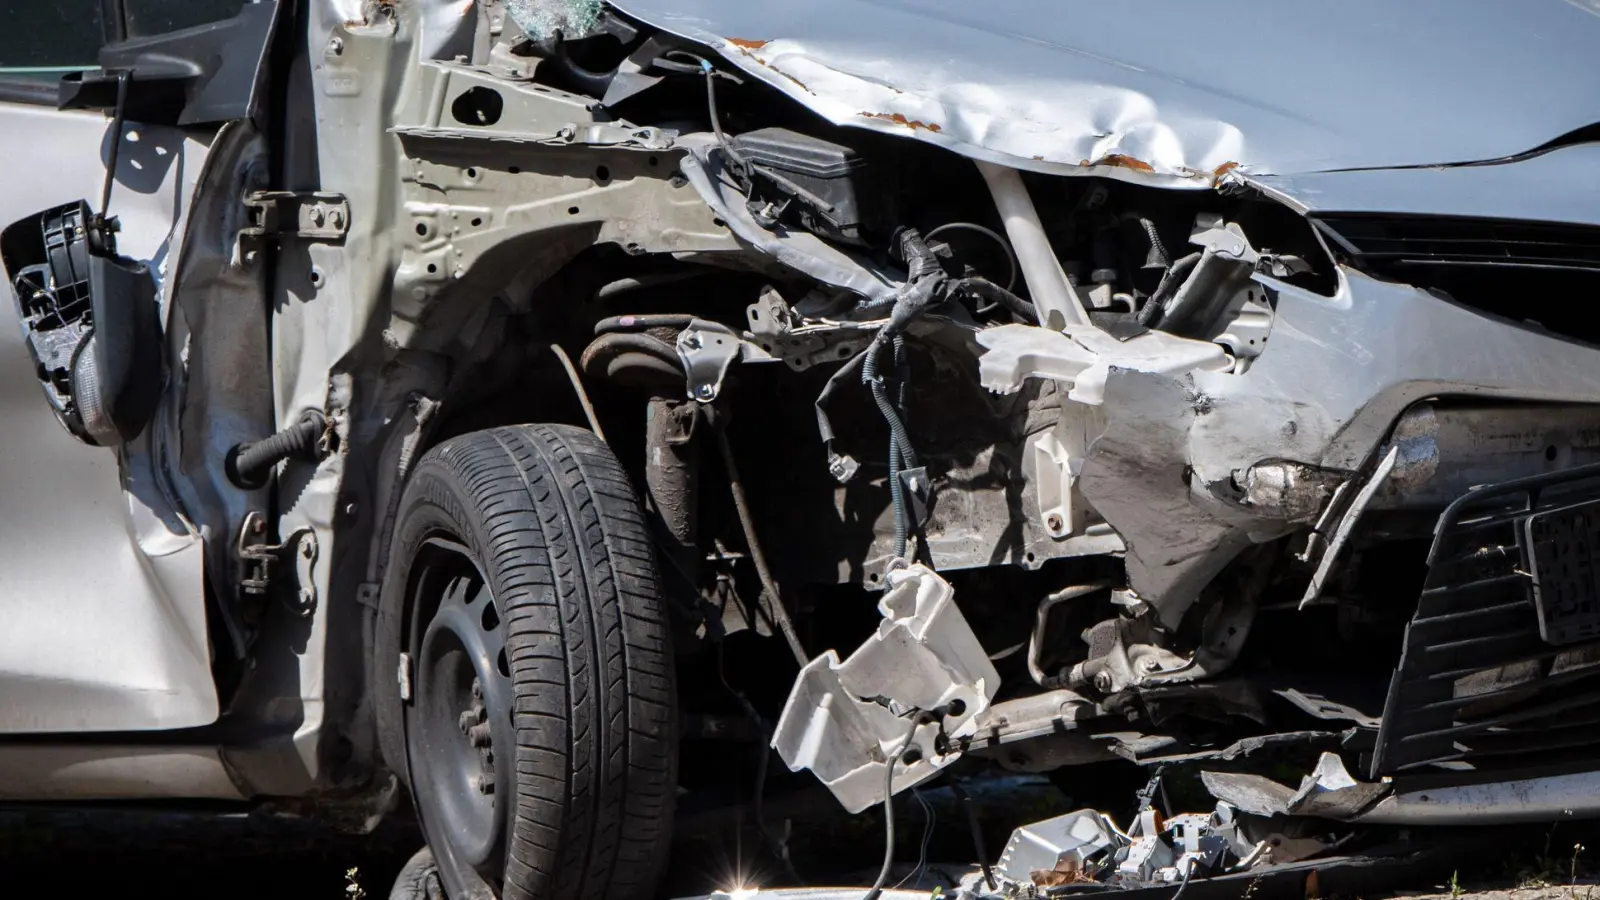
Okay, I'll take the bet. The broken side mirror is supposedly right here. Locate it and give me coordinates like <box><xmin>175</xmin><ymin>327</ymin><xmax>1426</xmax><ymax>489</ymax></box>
<box><xmin>1</xmin><ymin>200</ymin><xmax>162</xmax><ymax>447</ymax></box>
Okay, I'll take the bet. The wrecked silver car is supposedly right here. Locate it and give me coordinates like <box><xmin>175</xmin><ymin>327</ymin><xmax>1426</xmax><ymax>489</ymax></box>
<box><xmin>4</xmin><ymin>0</ymin><xmax>1600</xmax><ymax>897</ymax></box>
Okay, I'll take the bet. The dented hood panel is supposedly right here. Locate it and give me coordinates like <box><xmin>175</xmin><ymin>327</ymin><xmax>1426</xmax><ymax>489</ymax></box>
<box><xmin>610</xmin><ymin>0</ymin><xmax>1600</xmax><ymax>183</ymax></box>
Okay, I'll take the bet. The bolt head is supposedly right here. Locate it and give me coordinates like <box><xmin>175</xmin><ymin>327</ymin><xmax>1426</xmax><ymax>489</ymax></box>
<box><xmin>695</xmin><ymin>384</ymin><xmax>716</xmax><ymax>401</ymax></box>
<box><xmin>328</xmin><ymin>37</ymin><xmax>344</xmax><ymax>55</ymax></box>
<box><xmin>683</xmin><ymin>333</ymin><xmax>703</xmax><ymax>350</ymax></box>
<box><xmin>1093</xmin><ymin>671</ymin><xmax>1113</xmax><ymax>692</ymax></box>
<box><xmin>1140</xmin><ymin>658</ymin><xmax>1162</xmax><ymax>673</ymax></box>
<box><xmin>1045</xmin><ymin>513</ymin><xmax>1065</xmax><ymax>533</ymax></box>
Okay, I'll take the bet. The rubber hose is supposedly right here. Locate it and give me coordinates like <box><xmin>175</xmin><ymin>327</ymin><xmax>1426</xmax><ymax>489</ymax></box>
<box><xmin>233</xmin><ymin>410</ymin><xmax>327</xmax><ymax>487</ymax></box>
<box><xmin>863</xmin><ymin>340</ymin><xmax>914</xmax><ymax>559</ymax></box>
<box><xmin>592</xmin><ymin>313</ymin><xmax>698</xmax><ymax>335</ymax></box>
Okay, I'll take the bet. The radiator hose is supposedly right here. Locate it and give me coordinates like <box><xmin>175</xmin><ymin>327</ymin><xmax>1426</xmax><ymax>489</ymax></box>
<box><xmin>230</xmin><ymin>410</ymin><xmax>329</xmax><ymax>488</ymax></box>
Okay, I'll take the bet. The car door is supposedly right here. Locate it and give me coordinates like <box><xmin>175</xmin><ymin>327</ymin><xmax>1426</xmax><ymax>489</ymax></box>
<box><xmin>0</xmin><ymin>0</ymin><xmax>266</xmax><ymax>732</ymax></box>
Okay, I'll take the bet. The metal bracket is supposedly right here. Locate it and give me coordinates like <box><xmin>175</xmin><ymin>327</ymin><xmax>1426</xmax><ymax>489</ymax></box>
<box><xmin>236</xmin><ymin>190</ymin><xmax>349</xmax><ymax>263</ymax></box>
<box><xmin>237</xmin><ymin>511</ymin><xmax>320</xmax><ymax>616</ymax></box>
<box><xmin>545</xmin><ymin>122</ymin><xmax>675</xmax><ymax>151</ymax></box>
<box><xmin>898</xmin><ymin>466</ymin><xmax>932</xmax><ymax>528</ymax></box>
<box><xmin>745</xmin><ymin>288</ymin><xmax>872</xmax><ymax>371</ymax></box>
<box><xmin>676</xmin><ymin>321</ymin><xmax>742</xmax><ymax>402</ymax></box>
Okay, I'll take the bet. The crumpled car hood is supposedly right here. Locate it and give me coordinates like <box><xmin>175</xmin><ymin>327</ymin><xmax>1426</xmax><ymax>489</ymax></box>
<box><xmin>610</xmin><ymin>0</ymin><xmax>1600</xmax><ymax>185</ymax></box>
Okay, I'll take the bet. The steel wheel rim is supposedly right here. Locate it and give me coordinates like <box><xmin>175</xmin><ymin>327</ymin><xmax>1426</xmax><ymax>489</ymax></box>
<box><xmin>408</xmin><ymin>539</ymin><xmax>513</xmax><ymax>890</ymax></box>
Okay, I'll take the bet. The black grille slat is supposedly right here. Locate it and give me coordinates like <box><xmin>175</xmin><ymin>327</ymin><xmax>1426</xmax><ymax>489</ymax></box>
<box><xmin>1316</xmin><ymin>215</ymin><xmax>1600</xmax><ymax>271</ymax></box>
<box><xmin>1372</xmin><ymin>464</ymin><xmax>1600</xmax><ymax>776</ymax></box>
<box><xmin>1313</xmin><ymin>214</ymin><xmax>1600</xmax><ymax>344</ymax></box>
<box><xmin>1408</xmin><ymin>663</ymin><xmax>1600</xmax><ymax>713</ymax></box>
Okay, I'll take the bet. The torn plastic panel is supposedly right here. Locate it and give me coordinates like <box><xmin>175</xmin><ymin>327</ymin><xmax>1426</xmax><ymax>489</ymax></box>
<box><xmin>770</xmin><ymin>564</ymin><xmax>999</xmax><ymax>814</ymax></box>
<box><xmin>609</xmin><ymin>0</ymin><xmax>1600</xmax><ymax>182</ymax></box>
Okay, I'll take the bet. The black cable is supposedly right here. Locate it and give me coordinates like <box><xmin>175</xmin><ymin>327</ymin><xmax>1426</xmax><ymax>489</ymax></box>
<box><xmin>1136</xmin><ymin>215</ymin><xmax>1170</xmax><ymax>270</ymax></box>
<box><xmin>949</xmin><ymin>781</ymin><xmax>996</xmax><ymax>891</ymax></box>
<box><xmin>1168</xmin><ymin>857</ymin><xmax>1200</xmax><ymax>900</ymax></box>
<box><xmin>689</xmin><ymin>54</ymin><xmax>752</xmax><ymax>192</ymax></box>
<box><xmin>863</xmin><ymin>714</ymin><xmax>924</xmax><ymax>900</ymax></box>
<box><xmin>100</xmin><ymin>70</ymin><xmax>131</xmax><ymax>217</ymax></box>
<box><xmin>716</xmin><ymin>642</ymin><xmax>805</xmax><ymax>886</ymax></box>
<box><xmin>863</xmin><ymin>338</ymin><xmax>917</xmax><ymax>558</ymax></box>
<box><xmin>1138</xmin><ymin>251</ymin><xmax>1201</xmax><ymax>326</ymax></box>
<box><xmin>960</xmin><ymin>277</ymin><xmax>1037</xmax><ymax>324</ymax></box>
<box><xmin>926</xmin><ymin>222</ymin><xmax>1018</xmax><ymax>292</ymax></box>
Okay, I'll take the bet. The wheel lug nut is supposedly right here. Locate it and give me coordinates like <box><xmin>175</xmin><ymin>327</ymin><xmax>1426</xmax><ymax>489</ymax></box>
<box><xmin>458</xmin><ymin>711</ymin><xmax>476</xmax><ymax>732</ymax></box>
<box><xmin>470</xmin><ymin>679</ymin><xmax>483</xmax><ymax>700</ymax></box>
<box><xmin>469</xmin><ymin>723</ymin><xmax>493</xmax><ymax>747</ymax></box>
<box><xmin>473</xmin><ymin>775</ymin><xmax>495</xmax><ymax>795</ymax></box>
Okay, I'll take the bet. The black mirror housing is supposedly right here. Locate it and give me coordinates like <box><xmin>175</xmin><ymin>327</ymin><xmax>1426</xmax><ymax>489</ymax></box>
<box><xmin>1</xmin><ymin>201</ymin><xmax>163</xmax><ymax>447</ymax></box>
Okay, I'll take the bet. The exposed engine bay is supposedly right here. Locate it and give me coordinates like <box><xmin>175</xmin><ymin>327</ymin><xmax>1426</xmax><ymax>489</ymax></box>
<box><xmin>295</xmin><ymin>0</ymin><xmax>1600</xmax><ymax>885</ymax></box>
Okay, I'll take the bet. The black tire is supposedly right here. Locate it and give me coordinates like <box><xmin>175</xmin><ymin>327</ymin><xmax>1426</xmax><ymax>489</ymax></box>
<box><xmin>389</xmin><ymin>847</ymin><xmax>444</xmax><ymax>900</ymax></box>
<box><xmin>382</xmin><ymin>424</ymin><xmax>676</xmax><ymax>900</ymax></box>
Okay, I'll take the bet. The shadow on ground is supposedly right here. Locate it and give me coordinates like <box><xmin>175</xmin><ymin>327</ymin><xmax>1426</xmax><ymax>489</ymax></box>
<box><xmin>7</xmin><ymin>773</ymin><xmax>1600</xmax><ymax>900</ymax></box>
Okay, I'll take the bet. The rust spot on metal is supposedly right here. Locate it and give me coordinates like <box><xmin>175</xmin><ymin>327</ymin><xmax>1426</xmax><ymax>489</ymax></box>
<box><xmin>860</xmin><ymin>111</ymin><xmax>943</xmax><ymax>133</ymax></box>
<box><xmin>1032</xmin><ymin>155</ymin><xmax>1045</xmax><ymax>161</ymax></box>
<box><xmin>773</xmin><ymin>68</ymin><xmax>811</xmax><ymax>93</ymax></box>
<box><xmin>1080</xmin><ymin>153</ymin><xmax>1155</xmax><ymax>173</ymax></box>
<box><xmin>1211</xmin><ymin>161</ymin><xmax>1241</xmax><ymax>184</ymax></box>
<box><xmin>728</xmin><ymin>38</ymin><xmax>771</xmax><ymax>49</ymax></box>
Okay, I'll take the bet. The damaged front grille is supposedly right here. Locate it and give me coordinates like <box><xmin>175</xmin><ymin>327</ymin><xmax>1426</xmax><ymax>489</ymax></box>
<box><xmin>1372</xmin><ymin>463</ymin><xmax>1600</xmax><ymax>776</ymax></box>
<box><xmin>1313</xmin><ymin>214</ymin><xmax>1600</xmax><ymax>343</ymax></box>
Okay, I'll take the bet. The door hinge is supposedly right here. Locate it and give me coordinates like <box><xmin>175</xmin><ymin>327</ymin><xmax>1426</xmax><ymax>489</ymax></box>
<box><xmin>237</xmin><ymin>511</ymin><xmax>319</xmax><ymax>617</ymax></box>
<box><xmin>235</xmin><ymin>190</ymin><xmax>349</xmax><ymax>263</ymax></box>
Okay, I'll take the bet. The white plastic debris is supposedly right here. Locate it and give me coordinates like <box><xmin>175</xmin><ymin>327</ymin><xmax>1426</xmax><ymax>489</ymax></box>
<box><xmin>770</xmin><ymin>564</ymin><xmax>999</xmax><ymax>813</ymax></box>
<box><xmin>975</xmin><ymin>323</ymin><xmax>1232</xmax><ymax>405</ymax></box>
<box><xmin>996</xmin><ymin>809</ymin><xmax>1125</xmax><ymax>883</ymax></box>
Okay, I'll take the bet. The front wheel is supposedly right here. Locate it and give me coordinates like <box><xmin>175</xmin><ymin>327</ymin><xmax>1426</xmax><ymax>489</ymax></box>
<box><xmin>384</xmin><ymin>424</ymin><xmax>677</xmax><ymax>900</ymax></box>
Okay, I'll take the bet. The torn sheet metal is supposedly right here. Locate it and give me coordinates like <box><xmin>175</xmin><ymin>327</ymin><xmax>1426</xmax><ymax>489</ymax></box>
<box><xmin>611</xmin><ymin>0</ymin><xmax>1600</xmax><ymax>182</ymax></box>
<box><xmin>1202</xmin><ymin>753</ymin><xmax>1389</xmax><ymax>820</ymax></box>
<box><xmin>975</xmin><ymin>323</ymin><xmax>1232</xmax><ymax>405</ymax></box>
<box><xmin>770</xmin><ymin>564</ymin><xmax>999</xmax><ymax>814</ymax></box>
<box><xmin>1205</xmin><ymin>753</ymin><xmax>1600</xmax><ymax>826</ymax></box>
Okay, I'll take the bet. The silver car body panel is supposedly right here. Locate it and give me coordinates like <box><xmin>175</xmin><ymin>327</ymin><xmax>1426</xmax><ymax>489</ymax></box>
<box><xmin>0</xmin><ymin>744</ymin><xmax>245</xmax><ymax>802</ymax></box>
<box><xmin>611</xmin><ymin>0</ymin><xmax>1600</xmax><ymax>182</ymax></box>
<box><xmin>1245</xmin><ymin>142</ymin><xmax>1600</xmax><ymax>225</ymax></box>
<box><xmin>0</xmin><ymin>103</ymin><xmax>215</xmax><ymax>733</ymax></box>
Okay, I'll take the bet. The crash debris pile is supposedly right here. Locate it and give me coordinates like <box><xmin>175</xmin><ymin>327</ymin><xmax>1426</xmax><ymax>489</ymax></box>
<box><xmin>984</xmin><ymin>798</ymin><xmax>1337</xmax><ymax>895</ymax></box>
